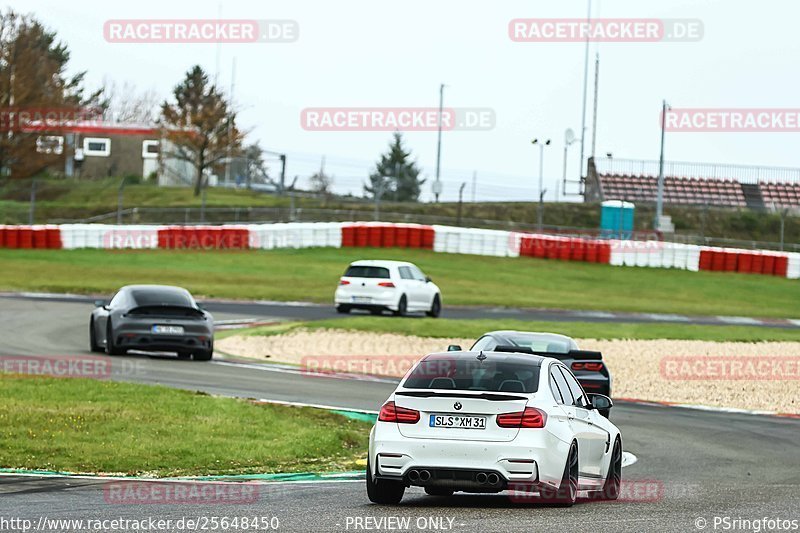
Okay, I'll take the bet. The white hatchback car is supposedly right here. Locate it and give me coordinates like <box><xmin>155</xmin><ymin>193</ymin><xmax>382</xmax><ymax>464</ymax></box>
<box><xmin>367</xmin><ymin>350</ymin><xmax>621</xmax><ymax>506</ymax></box>
<box><xmin>334</xmin><ymin>260</ymin><xmax>442</xmax><ymax>317</ymax></box>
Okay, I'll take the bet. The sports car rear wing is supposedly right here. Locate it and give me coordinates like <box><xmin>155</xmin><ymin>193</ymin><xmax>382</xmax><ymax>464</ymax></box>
<box><xmin>126</xmin><ymin>305</ymin><xmax>206</xmax><ymax>318</ymax></box>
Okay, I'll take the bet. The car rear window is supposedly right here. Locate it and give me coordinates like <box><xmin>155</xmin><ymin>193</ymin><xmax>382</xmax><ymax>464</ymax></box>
<box><xmin>344</xmin><ymin>266</ymin><xmax>390</xmax><ymax>279</ymax></box>
<box><xmin>131</xmin><ymin>289</ymin><xmax>193</xmax><ymax>307</ymax></box>
<box><xmin>508</xmin><ymin>336</ymin><xmax>572</xmax><ymax>354</ymax></box>
<box><xmin>403</xmin><ymin>355</ymin><xmax>540</xmax><ymax>394</ymax></box>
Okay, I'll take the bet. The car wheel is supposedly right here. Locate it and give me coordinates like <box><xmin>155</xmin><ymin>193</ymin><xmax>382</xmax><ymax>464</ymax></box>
<box><xmin>593</xmin><ymin>437</ymin><xmax>622</xmax><ymax>501</ymax></box>
<box><xmin>89</xmin><ymin>319</ymin><xmax>104</xmax><ymax>353</ymax></box>
<box><xmin>540</xmin><ymin>442</ymin><xmax>578</xmax><ymax>507</ymax></box>
<box><xmin>365</xmin><ymin>459</ymin><xmax>405</xmax><ymax>504</ymax></box>
<box><xmin>336</xmin><ymin>305</ymin><xmax>351</xmax><ymax>314</ymax></box>
<box><xmin>193</xmin><ymin>350</ymin><xmax>213</xmax><ymax>361</ymax></box>
<box><xmin>426</xmin><ymin>294</ymin><xmax>442</xmax><ymax>318</ymax></box>
<box><xmin>393</xmin><ymin>295</ymin><xmax>408</xmax><ymax>317</ymax></box>
<box><xmin>424</xmin><ymin>486</ymin><xmax>453</xmax><ymax>497</ymax></box>
<box><xmin>105</xmin><ymin>321</ymin><xmax>126</xmax><ymax>356</ymax></box>
<box><xmin>193</xmin><ymin>341</ymin><xmax>213</xmax><ymax>361</ymax></box>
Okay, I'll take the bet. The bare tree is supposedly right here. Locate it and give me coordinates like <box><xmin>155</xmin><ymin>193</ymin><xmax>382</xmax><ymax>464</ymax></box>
<box><xmin>159</xmin><ymin>65</ymin><xmax>245</xmax><ymax>196</ymax></box>
<box><xmin>100</xmin><ymin>79</ymin><xmax>160</xmax><ymax>124</ymax></box>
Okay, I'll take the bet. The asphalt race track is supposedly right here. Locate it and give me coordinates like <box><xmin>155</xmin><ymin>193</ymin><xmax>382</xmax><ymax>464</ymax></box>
<box><xmin>3</xmin><ymin>291</ymin><xmax>798</xmax><ymax>328</ymax></box>
<box><xmin>1</xmin><ymin>295</ymin><xmax>799</xmax><ymax>532</ymax></box>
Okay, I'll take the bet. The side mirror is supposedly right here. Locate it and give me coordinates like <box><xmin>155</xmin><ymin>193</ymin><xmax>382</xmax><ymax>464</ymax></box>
<box><xmin>197</xmin><ymin>303</ymin><xmax>205</xmax><ymax>310</ymax></box>
<box><xmin>94</xmin><ymin>300</ymin><xmax>106</xmax><ymax>308</ymax></box>
<box><xmin>426</xmin><ymin>276</ymin><xmax>432</xmax><ymax>283</ymax></box>
<box><xmin>447</xmin><ymin>345</ymin><xmax>462</xmax><ymax>352</ymax></box>
<box><xmin>587</xmin><ymin>394</ymin><xmax>613</xmax><ymax>411</ymax></box>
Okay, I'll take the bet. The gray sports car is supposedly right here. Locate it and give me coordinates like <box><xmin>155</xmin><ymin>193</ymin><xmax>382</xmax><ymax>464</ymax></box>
<box><xmin>90</xmin><ymin>285</ymin><xmax>214</xmax><ymax>361</ymax></box>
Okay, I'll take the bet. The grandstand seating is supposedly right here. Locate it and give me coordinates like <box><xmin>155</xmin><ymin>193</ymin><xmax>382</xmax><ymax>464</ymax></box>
<box><xmin>759</xmin><ymin>182</ymin><xmax>800</xmax><ymax>208</ymax></box>
<box><xmin>599</xmin><ymin>174</ymin><xmax>747</xmax><ymax>207</ymax></box>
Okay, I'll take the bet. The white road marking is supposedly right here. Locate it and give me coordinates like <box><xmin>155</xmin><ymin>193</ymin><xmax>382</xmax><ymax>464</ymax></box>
<box><xmin>213</xmin><ymin>318</ymin><xmax>261</xmax><ymax>325</ymax></box>
<box><xmin>641</xmin><ymin>313</ymin><xmax>690</xmax><ymax>322</ymax></box>
<box><xmin>716</xmin><ymin>316</ymin><xmax>763</xmax><ymax>325</ymax></box>
<box><xmin>671</xmin><ymin>403</ymin><xmax>778</xmax><ymax>416</ymax></box>
<box><xmin>573</xmin><ymin>311</ymin><xmax>617</xmax><ymax>319</ymax></box>
<box><xmin>211</xmin><ymin>360</ymin><xmax>398</xmax><ymax>383</ymax></box>
<box><xmin>254</xmin><ymin>398</ymin><xmax>379</xmax><ymax>415</ymax></box>
<box><xmin>621</xmin><ymin>451</ymin><xmax>637</xmax><ymax>468</ymax></box>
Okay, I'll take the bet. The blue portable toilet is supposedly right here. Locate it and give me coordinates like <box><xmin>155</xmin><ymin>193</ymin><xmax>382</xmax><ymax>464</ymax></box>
<box><xmin>600</xmin><ymin>200</ymin><xmax>635</xmax><ymax>239</ymax></box>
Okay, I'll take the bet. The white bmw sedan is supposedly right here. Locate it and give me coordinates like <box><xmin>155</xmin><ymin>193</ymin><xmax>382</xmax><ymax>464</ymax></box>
<box><xmin>367</xmin><ymin>350</ymin><xmax>622</xmax><ymax>506</ymax></box>
<box><xmin>334</xmin><ymin>260</ymin><xmax>442</xmax><ymax>317</ymax></box>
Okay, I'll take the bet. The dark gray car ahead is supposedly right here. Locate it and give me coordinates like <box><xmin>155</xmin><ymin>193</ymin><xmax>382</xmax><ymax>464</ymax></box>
<box><xmin>90</xmin><ymin>285</ymin><xmax>214</xmax><ymax>361</ymax></box>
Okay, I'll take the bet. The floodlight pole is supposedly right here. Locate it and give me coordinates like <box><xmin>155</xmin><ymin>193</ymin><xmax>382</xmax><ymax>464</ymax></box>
<box><xmin>578</xmin><ymin>0</ymin><xmax>592</xmax><ymax>179</ymax></box>
<box><xmin>656</xmin><ymin>99</ymin><xmax>669</xmax><ymax>230</ymax></box>
<box><xmin>532</xmin><ymin>138</ymin><xmax>551</xmax><ymax>231</ymax></box>
<box><xmin>434</xmin><ymin>83</ymin><xmax>445</xmax><ymax>202</ymax></box>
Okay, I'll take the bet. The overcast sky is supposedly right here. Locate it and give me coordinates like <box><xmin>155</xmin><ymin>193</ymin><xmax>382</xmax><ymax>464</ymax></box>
<box><xmin>7</xmin><ymin>0</ymin><xmax>800</xmax><ymax>201</ymax></box>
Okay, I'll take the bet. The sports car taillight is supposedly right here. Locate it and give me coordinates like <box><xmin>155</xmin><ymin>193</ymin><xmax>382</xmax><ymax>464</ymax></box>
<box><xmin>572</xmin><ymin>362</ymin><xmax>604</xmax><ymax>372</ymax></box>
<box><xmin>378</xmin><ymin>401</ymin><xmax>420</xmax><ymax>424</ymax></box>
<box><xmin>496</xmin><ymin>407</ymin><xmax>547</xmax><ymax>428</ymax></box>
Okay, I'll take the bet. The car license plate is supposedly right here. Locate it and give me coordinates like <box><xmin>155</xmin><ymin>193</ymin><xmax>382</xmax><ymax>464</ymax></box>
<box><xmin>351</xmin><ymin>296</ymin><xmax>372</xmax><ymax>303</ymax></box>
<box><xmin>429</xmin><ymin>414</ymin><xmax>486</xmax><ymax>430</ymax></box>
<box><xmin>152</xmin><ymin>325</ymin><xmax>184</xmax><ymax>335</ymax></box>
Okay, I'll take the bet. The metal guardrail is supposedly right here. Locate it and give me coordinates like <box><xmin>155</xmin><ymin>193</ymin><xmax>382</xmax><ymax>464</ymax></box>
<box><xmin>595</xmin><ymin>158</ymin><xmax>800</xmax><ymax>184</ymax></box>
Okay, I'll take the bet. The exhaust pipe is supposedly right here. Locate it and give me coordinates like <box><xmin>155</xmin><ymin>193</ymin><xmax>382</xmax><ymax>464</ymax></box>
<box><xmin>487</xmin><ymin>473</ymin><xmax>500</xmax><ymax>485</ymax></box>
<box><xmin>419</xmin><ymin>470</ymin><xmax>431</xmax><ymax>482</ymax></box>
<box><xmin>408</xmin><ymin>470</ymin><xmax>420</xmax><ymax>482</ymax></box>
<box><xmin>475</xmin><ymin>472</ymin><xmax>488</xmax><ymax>484</ymax></box>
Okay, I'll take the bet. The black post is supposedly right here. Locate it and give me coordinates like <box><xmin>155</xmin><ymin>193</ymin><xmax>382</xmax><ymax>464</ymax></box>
<box><xmin>117</xmin><ymin>177</ymin><xmax>126</xmax><ymax>224</ymax></box>
<box><xmin>29</xmin><ymin>179</ymin><xmax>37</xmax><ymax>225</ymax></box>
<box><xmin>279</xmin><ymin>154</ymin><xmax>287</xmax><ymax>195</ymax></box>
<box><xmin>457</xmin><ymin>182</ymin><xmax>466</xmax><ymax>226</ymax></box>
<box><xmin>200</xmin><ymin>178</ymin><xmax>207</xmax><ymax>223</ymax></box>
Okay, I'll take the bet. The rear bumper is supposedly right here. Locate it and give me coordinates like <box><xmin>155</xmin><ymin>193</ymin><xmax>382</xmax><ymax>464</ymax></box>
<box><xmin>334</xmin><ymin>289</ymin><xmax>399</xmax><ymax>311</ymax></box>
<box><xmin>377</xmin><ymin>466</ymin><xmax>517</xmax><ymax>493</ymax></box>
<box><xmin>370</xmin><ymin>423</ymin><xmax>570</xmax><ymax>491</ymax></box>
<box><xmin>113</xmin><ymin>331</ymin><xmax>213</xmax><ymax>353</ymax></box>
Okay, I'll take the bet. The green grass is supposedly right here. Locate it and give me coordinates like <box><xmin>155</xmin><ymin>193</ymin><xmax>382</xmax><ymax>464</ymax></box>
<box><xmin>1</xmin><ymin>247</ymin><xmax>799</xmax><ymax>318</ymax></box>
<box><xmin>0</xmin><ymin>375</ymin><xmax>371</xmax><ymax>477</ymax></box>
<box><xmin>2</xmin><ymin>178</ymin><xmax>291</xmax><ymax>209</ymax></box>
<box><xmin>232</xmin><ymin>317</ymin><xmax>800</xmax><ymax>343</ymax></box>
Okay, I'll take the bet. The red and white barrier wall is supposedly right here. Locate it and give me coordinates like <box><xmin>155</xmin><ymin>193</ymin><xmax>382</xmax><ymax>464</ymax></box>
<box><xmin>0</xmin><ymin>222</ymin><xmax>797</xmax><ymax>280</ymax></box>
